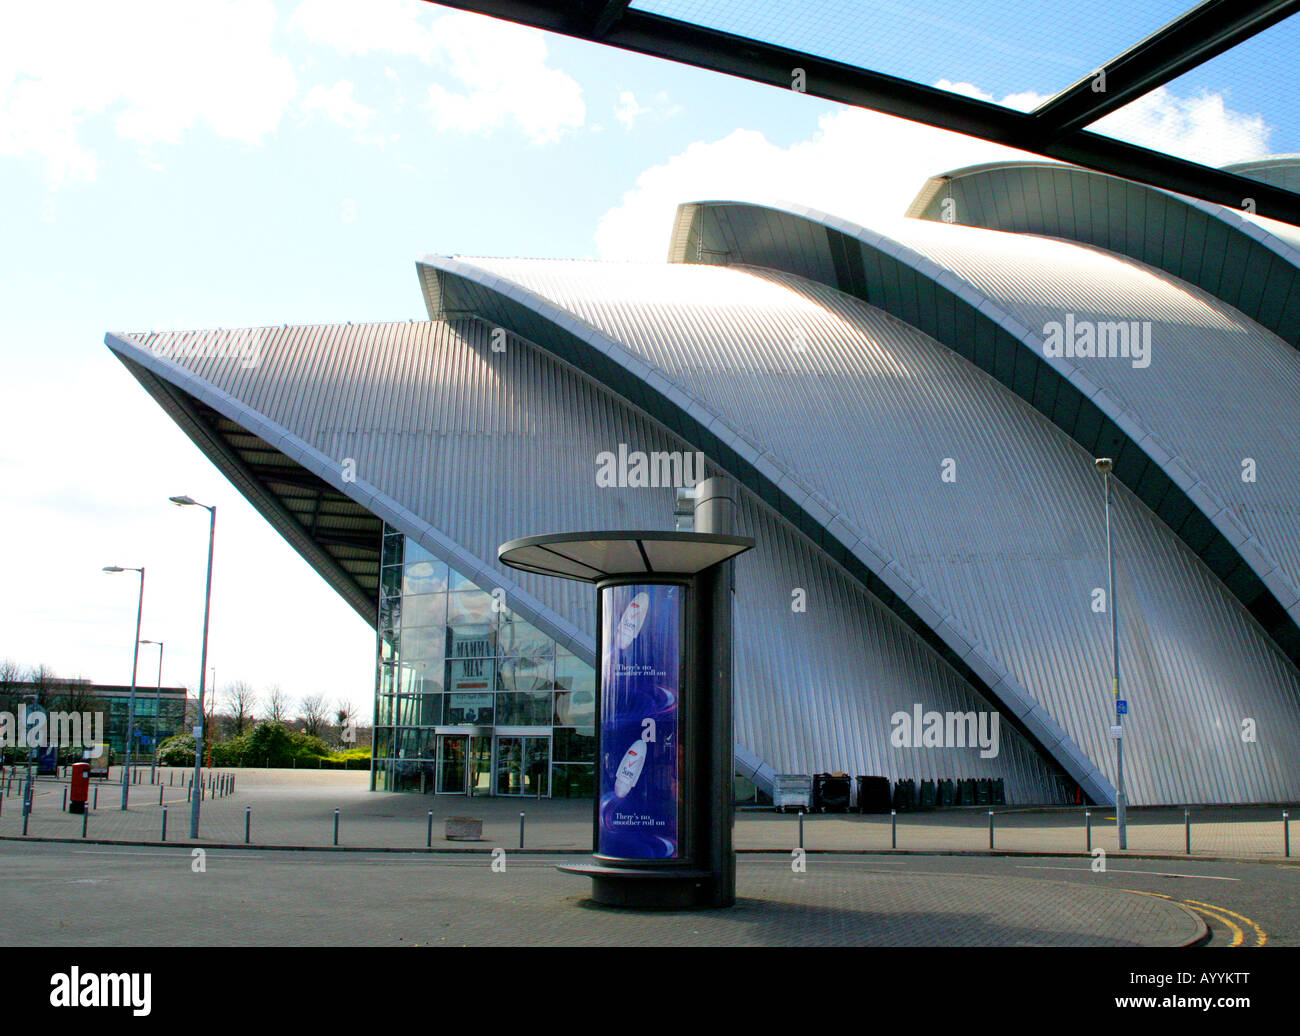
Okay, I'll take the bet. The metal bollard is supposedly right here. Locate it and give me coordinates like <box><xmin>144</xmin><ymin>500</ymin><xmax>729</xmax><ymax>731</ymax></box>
<box><xmin>427</xmin><ymin>810</ymin><xmax>433</xmax><ymax>848</ymax></box>
<box><xmin>63</xmin><ymin>787</ymin><xmax>67</xmax><ymax>812</ymax></box>
<box><xmin>159</xmin><ymin>784</ymin><xmax>164</xmax><ymax>806</ymax></box>
<box><xmin>333</xmin><ymin>808</ymin><xmax>340</xmax><ymax>846</ymax></box>
<box><xmin>989</xmin><ymin>810</ymin><xmax>995</xmax><ymax>850</ymax></box>
<box><xmin>1284</xmin><ymin>811</ymin><xmax>1290</xmax><ymax>858</ymax></box>
<box><xmin>245</xmin><ymin>806</ymin><xmax>251</xmax><ymax>845</ymax></box>
<box><xmin>798</xmin><ymin>811</ymin><xmax>804</xmax><ymax>850</ymax></box>
<box><xmin>93</xmin><ymin>786</ymin><xmax>98</xmax><ymax>810</ymax></box>
<box><xmin>890</xmin><ymin>809</ymin><xmax>897</xmax><ymax>849</ymax></box>
<box><xmin>1185</xmin><ymin>809</ymin><xmax>1191</xmax><ymax>854</ymax></box>
<box><xmin>187</xmin><ymin>785</ymin><xmax>192</xmax><ymax>803</ymax></box>
<box><xmin>161</xmin><ymin>807</ymin><xmax>167</xmax><ymax>842</ymax></box>
<box><xmin>82</xmin><ymin>809</ymin><xmax>88</xmax><ymax>838</ymax></box>
<box><xmin>1086</xmin><ymin>810</ymin><xmax>1092</xmax><ymax>853</ymax></box>
<box><xmin>520</xmin><ymin>811</ymin><xmax>526</xmax><ymax>849</ymax></box>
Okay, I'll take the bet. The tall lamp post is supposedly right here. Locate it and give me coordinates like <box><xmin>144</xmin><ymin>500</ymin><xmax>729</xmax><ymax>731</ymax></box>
<box><xmin>1095</xmin><ymin>458</ymin><xmax>1127</xmax><ymax>850</ymax></box>
<box><xmin>103</xmin><ymin>565</ymin><xmax>145</xmax><ymax>809</ymax></box>
<box><xmin>139</xmin><ymin>640</ymin><xmax>164</xmax><ymax>780</ymax></box>
<box><xmin>171</xmin><ymin>495</ymin><xmax>216</xmax><ymax>839</ymax></box>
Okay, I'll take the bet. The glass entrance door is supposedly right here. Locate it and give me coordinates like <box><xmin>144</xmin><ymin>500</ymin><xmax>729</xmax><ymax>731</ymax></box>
<box><xmin>436</xmin><ymin>734</ymin><xmax>467</xmax><ymax>793</ymax></box>
<box><xmin>494</xmin><ymin>736</ymin><xmax>550</xmax><ymax>796</ymax></box>
<box><xmin>468</xmin><ymin>735</ymin><xmax>492</xmax><ymax>796</ymax></box>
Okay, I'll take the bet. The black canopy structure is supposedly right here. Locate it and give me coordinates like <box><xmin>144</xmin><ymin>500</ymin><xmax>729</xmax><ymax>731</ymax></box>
<box><xmin>426</xmin><ymin>0</ymin><xmax>1300</xmax><ymax>226</ymax></box>
<box><xmin>498</xmin><ymin>530</ymin><xmax>755</xmax><ymax>582</ymax></box>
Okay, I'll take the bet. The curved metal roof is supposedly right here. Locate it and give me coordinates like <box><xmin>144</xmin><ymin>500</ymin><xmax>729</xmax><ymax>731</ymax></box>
<box><xmin>417</xmin><ymin>254</ymin><xmax>1300</xmax><ymax>805</ymax></box>
<box><xmin>904</xmin><ymin>159</ymin><xmax>1300</xmax><ymax>353</ymax></box>
<box><xmin>668</xmin><ymin>199</ymin><xmax>1300</xmax><ymax>674</ymax></box>
<box><xmin>1223</xmin><ymin>155</ymin><xmax>1300</xmax><ymax>193</ymax></box>
<box><xmin>106</xmin><ymin>318</ymin><xmax>1065</xmax><ymax>801</ymax></box>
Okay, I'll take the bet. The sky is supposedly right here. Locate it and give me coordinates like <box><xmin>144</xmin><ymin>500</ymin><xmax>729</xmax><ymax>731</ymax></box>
<box><xmin>0</xmin><ymin>0</ymin><xmax>1287</xmax><ymax>719</ymax></box>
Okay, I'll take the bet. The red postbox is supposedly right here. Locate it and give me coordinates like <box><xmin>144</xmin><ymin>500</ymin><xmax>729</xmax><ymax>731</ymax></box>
<box><xmin>69</xmin><ymin>762</ymin><xmax>90</xmax><ymax>814</ymax></box>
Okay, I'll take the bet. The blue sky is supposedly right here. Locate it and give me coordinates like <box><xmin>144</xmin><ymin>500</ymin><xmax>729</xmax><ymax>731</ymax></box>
<box><xmin>0</xmin><ymin>0</ymin><xmax>1287</xmax><ymax>718</ymax></box>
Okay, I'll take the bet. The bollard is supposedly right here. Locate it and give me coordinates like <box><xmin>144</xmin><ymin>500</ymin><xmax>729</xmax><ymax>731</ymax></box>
<box><xmin>187</xmin><ymin>785</ymin><xmax>192</xmax><ymax>803</ymax></box>
<box><xmin>1185</xmin><ymin>809</ymin><xmax>1191</xmax><ymax>855</ymax></box>
<box><xmin>798</xmin><ymin>811</ymin><xmax>804</xmax><ymax>850</ymax></box>
<box><xmin>520</xmin><ymin>811</ymin><xmax>526</xmax><ymax>849</ymax></box>
<box><xmin>161</xmin><ymin>807</ymin><xmax>167</xmax><ymax>842</ymax></box>
<box><xmin>82</xmin><ymin>809</ymin><xmax>88</xmax><ymax>838</ymax></box>
<box><xmin>1284</xmin><ymin>812</ymin><xmax>1290</xmax><ymax>858</ymax></box>
<box><xmin>989</xmin><ymin>810</ymin><xmax>995</xmax><ymax>850</ymax></box>
<box><xmin>159</xmin><ymin>783</ymin><xmax>164</xmax><ymax>806</ymax></box>
<box><xmin>1086</xmin><ymin>810</ymin><xmax>1092</xmax><ymax>853</ymax></box>
<box><xmin>62</xmin><ymin>787</ymin><xmax>67</xmax><ymax>812</ymax></box>
<box><xmin>93</xmin><ymin>786</ymin><xmax>99</xmax><ymax>810</ymax></box>
<box><xmin>22</xmin><ymin>802</ymin><xmax>29</xmax><ymax>836</ymax></box>
<box><xmin>333</xmin><ymin>808</ymin><xmax>340</xmax><ymax>846</ymax></box>
<box><xmin>245</xmin><ymin>806</ymin><xmax>251</xmax><ymax>845</ymax></box>
<box><xmin>890</xmin><ymin>809</ymin><xmax>897</xmax><ymax>849</ymax></box>
<box><xmin>427</xmin><ymin>810</ymin><xmax>433</xmax><ymax>848</ymax></box>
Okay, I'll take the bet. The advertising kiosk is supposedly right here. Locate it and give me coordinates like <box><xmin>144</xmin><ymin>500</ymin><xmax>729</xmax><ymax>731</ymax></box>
<box><xmin>499</xmin><ymin>487</ymin><xmax>751</xmax><ymax>909</ymax></box>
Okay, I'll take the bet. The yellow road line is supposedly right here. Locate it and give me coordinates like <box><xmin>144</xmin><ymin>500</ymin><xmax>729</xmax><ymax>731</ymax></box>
<box><xmin>1119</xmin><ymin>889</ymin><xmax>1243</xmax><ymax>947</ymax></box>
<box><xmin>1184</xmin><ymin>898</ymin><xmax>1268</xmax><ymax>947</ymax></box>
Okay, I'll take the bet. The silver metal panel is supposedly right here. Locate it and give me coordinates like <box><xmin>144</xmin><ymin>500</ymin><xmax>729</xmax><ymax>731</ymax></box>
<box><xmin>419</xmin><ymin>255</ymin><xmax>1300</xmax><ymax>805</ymax></box>
<box><xmin>108</xmin><ymin>317</ymin><xmax>1062</xmax><ymax>801</ymax></box>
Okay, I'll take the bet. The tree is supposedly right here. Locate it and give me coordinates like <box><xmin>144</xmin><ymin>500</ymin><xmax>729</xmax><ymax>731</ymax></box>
<box><xmin>265</xmin><ymin>684</ymin><xmax>291</xmax><ymax>723</ymax></box>
<box><xmin>299</xmin><ymin>694</ymin><xmax>329</xmax><ymax>739</ymax></box>
<box><xmin>25</xmin><ymin>663</ymin><xmax>57</xmax><ymax>702</ymax></box>
<box><xmin>0</xmin><ymin>658</ymin><xmax>22</xmax><ymax>714</ymax></box>
<box><xmin>225</xmin><ymin>680</ymin><xmax>257</xmax><ymax>736</ymax></box>
<box><xmin>335</xmin><ymin>698</ymin><xmax>360</xmax><ymax>748</ymax></box>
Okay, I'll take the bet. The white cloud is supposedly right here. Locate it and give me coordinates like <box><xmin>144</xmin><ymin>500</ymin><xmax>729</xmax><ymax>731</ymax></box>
<box><xmin>1095</xmin><ymin>87</ymin><xmax>1271</xmax><ymax>166</ymax></box>
<box><xmin>292</xmin><ymin>1</ymin><xmax>583</xmax><ymax>145</ymax></box>
<box><xmin>595</xmin><ymin>84</ymin><xmax>1275</xmax><ymax>261</ymax></box>
<box><xmin>421</xmin><ymin>14</ymin><xmax>583</xmax><ymax>145</ymax></box>
<box><xmin>615</xmin><ymin>90</ymin><xmax>680</xmax><ymax>131</ymax></box>
<box><xmin>0</xmin><ymin>0</ymin><xmax>297</xmax><ymax>184</ymax></box>
<box><xmin>291</xmin><ymin>0</ymin><xmax>436</xmax><ymax>61</ymax></box>
<box><xmin>595</xmin><ymin>105</ymin><xmax>1041</xmax><ymax>261</ymax></box>
<box><xmin>302</xmin><ymin>80</ymin><xmax>375</xmax><ymax>130</ymax></box>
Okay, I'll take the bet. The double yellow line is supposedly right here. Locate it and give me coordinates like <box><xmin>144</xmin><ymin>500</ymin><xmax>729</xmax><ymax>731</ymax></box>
<box><xmin>1124</xmin><ymin>890</ymin><xmax>1268</xmax><ymax>947</ymax></box>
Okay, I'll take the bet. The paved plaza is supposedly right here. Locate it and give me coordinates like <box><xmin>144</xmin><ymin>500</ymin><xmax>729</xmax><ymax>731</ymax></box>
<box><xmin>1</xmin><ymin>768</ymin><xmax>1294</xmax><ymax>861</ymax></box>
<box><xmin>0</xmin><ymin>842</ymin><xmax>1215</xmax><ymax>947</ymax></box>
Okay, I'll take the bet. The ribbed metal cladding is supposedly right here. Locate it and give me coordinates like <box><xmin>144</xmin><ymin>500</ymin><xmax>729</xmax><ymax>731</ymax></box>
<box><xmin>880</xmin><ymin>216</ymin><xmax>1300</xmax><ymax>618</ymax></box>
<box><xmin>107</xmin><ymin>319</ymin><xmax>1061</xmax><ymax>800</ymax></box>
<box><xmin>419</xmin><ymin>256</ymin><xmax>1300</xmax><ymax>805</ymax></box>
<box><xmin>673</xmin><ymin>200</ymin><xmax>1300</xmax><ymax>664</ymax></box>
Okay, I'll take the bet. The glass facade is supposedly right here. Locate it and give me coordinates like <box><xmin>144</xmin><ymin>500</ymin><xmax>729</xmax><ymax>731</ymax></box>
<box><xmin>372</xmin><ymin>526</ymin><xmax>596</xmax><ymax>796</ymax></box>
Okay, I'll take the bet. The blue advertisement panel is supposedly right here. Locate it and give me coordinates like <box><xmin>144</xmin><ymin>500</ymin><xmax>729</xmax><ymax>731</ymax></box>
<box><xmin>598</xmin><ymin>583</ymin><xmax>682</xmax><ymax>860</ymax></box>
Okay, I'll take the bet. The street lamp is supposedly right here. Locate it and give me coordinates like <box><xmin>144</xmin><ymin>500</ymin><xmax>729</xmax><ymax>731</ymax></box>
<box><xmin>171</xmin><ymin>495</ymin><xmax>216</xmax><ymax>839</ymax></box>
<box><xmin>1095</xmin><ymin>457</ymin><xmax>1127</xmax><ymax>850</ymax></box>
<box><xmin>139</xmin><ymin>639</ymin><xmax>164</xmax><ymax>780</ymax></box>
<box><xmin>103</xmin><ymin>564</ymin><xmax>145</xmax><ymax>810</ymax></box>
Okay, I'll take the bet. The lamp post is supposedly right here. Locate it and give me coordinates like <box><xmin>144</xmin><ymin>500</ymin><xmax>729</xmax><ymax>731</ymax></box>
<box><xmin>103</xmin><ymin>565</ymin><xmax>145</xmax><ymax>809</ymax></box>
<box><xmin>20</xmin><ymin>693</ymin><xmax>38</xmax><ymax>818</ymax></box>
<box><xmin>171</xmin><ymin>495</ymin><xmax>216</xmax><ymax>839</ymax></box>
<box><xmin>1095</xmin><ymin>458</ymin><xmax>1127</xmax><ymax>850</ymax></box>
<box><xmin>139</xmin><ymin>640</ymin><xmax>164</xmax><ymax>780</ymax></box>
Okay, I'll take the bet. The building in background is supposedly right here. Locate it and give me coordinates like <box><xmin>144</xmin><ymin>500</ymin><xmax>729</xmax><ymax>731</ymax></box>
<box><xmin>1</xmin><ymin>679</ymin><xmax>187</xmax><ymax>758</ymax></box>
<box><xmin>105</xmin><ymin>158</ymin><xmax>1300</xmax><ymax>806</ymax></box>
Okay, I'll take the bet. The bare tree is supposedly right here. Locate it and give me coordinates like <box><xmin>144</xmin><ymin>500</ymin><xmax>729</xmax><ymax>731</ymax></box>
<box><xmin>299</xmin><ymin>694</ymin><xmax>329</xmax><ymax>739</ymax></box>
<box><xmin>335</xmin><ymin>698</ymin><xmax>359</xmax><ymax>748</ymax></box>
<box><xmin>0</xmin><ymin>658</ymin><xmax>22</xmax><ymax>713</ymax></box>
<box><xmin>25</xmin><ymin>663</ymin><xmax>57</xmax><ymax>702</ymax></box>
<box><xmin>225</xmin><ymin>680</ymin><xmax>257</xmax><ymax>736</ymax></box>
<box><xmin>265</xmin><ymin>684</ymin><xmax>291</xmax><ymax>723</ymax></box>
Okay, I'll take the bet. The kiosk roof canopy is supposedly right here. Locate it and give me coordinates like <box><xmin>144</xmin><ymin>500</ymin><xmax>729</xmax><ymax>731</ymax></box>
<box><xmin>498</xmin><ymin>531</ymin><xmax>754</xmax><ymax>581</ymax></box>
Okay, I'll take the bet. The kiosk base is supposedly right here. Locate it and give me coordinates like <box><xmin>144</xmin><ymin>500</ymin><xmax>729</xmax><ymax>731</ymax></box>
<box><xmin>557</xmin><ymin>863</ymin><xmax>716</xmax><ymax>910</ymax></box>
